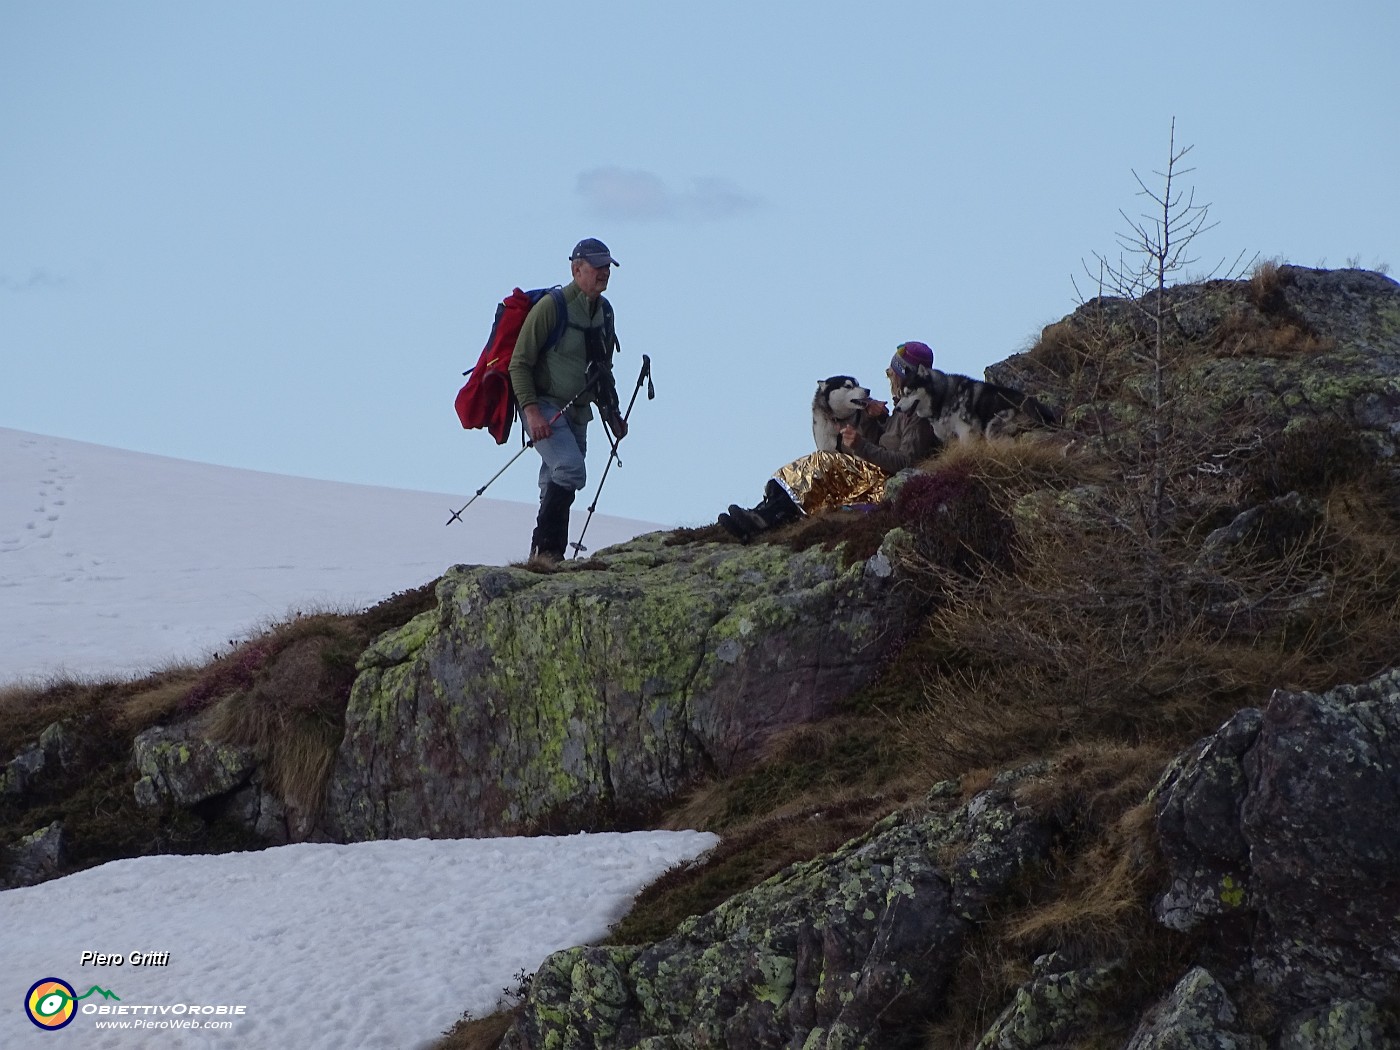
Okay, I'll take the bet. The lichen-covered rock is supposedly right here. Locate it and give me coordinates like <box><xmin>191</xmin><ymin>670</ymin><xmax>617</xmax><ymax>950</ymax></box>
<box><xmin>1152</xmin><ymin>708</ymin><xmax>1261</xmax><ymax>933</ymax></box>
<box><xmin>1241</xmin><ymin>671</ymin><xmax>1400</xmax><ymax>1007</ymax></box>
<box><xmin>2</xmin><ymin>719</ymin><xmax>85</xmax><ymax>799</ymax></box>
<box><xmin>131</xmin><ymin>724</ymin><xmax>257</xmax><ymax>808</ymax></box>
<box><xmin>499</xmin><ymin>779</ymin><xmax>1053</xmax><ymax>1050</ymax></box>
<box><xmin>322</xmin><ymin>531</ymin><xmax>917</xmax><ymax>841</ymax></box>
<box><xmin>3</xmin><ymin>820</ymin><xmax>66</xmax><ymax>888</ymax></box>
<box><xmin>974</xmin><ymin>952</ymin><xmax>1121</xmax><ymax>1050</ymax></box>
<box><xmin>1277</xmin><ymin>999</ymin><xmax>1395</xmax><ymax>1050</ymax></box>
<box><xmin>1123</xmin><ymin>967</ymin><xmax>1262</xmax><ymax>1050</ymax></box>
<box><xmin>992</xmin><ymin>267</ymin><xmax>1400</xmax><ymax>457</ymax></box>
<box><xmin>1151</xmin><ymin>669</ymin><xmax>1400</xmax><ymax>1012</ymax></box>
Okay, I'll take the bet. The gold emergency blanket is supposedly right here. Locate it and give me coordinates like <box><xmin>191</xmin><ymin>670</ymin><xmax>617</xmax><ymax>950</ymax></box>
<box><xmin>773</xmin><ymin>451</ymin><xmax>888</xmax><ymax>514</ymax></box>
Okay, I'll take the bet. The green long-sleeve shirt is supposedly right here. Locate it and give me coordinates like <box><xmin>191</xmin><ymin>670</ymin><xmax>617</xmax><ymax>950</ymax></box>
<box><xmin>509</xmin><ymin>281</ymin><xmax>612</xmax><ymax>425</ymax></box>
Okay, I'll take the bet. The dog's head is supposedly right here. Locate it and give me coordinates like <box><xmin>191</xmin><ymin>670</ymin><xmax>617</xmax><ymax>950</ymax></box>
<box><xmin>813</xmin><ymin>375</ymin><xmax>870</xmax><ymax>421</ymax></box>
<box><xmin>895</xmin><ymin>367</ymin><xmax>947</xmax><ymax>420</ymax></box>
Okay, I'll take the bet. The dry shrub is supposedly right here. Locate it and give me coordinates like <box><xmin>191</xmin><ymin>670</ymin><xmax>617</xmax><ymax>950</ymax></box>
<box><xmin>901</xmin><ymin>495</ymin><xmax>1330</xmax><ymax>775</ymax></box>
<box><xmin>0</xmin><ymin>667</ymin><xmax>206</xmax><ymax>761</ymax></box>
<box><xmin>1028</xmin><ymin>319</ymin><xmax>1095</xmax><ymax>375</ymax></box>
<box><xmin>665</xmin><ymin>521</ymin><xmax>739</xmax><ymax>546</ymax></box>
<box><xmin>1218</xmin><ymin>319</ymin><xmax>1333</xmax><ymax>358</ymax></box>
<box><xmin>180</xmin><ymin>638</ymin><xmax>276</xmax><ymax>714</ymax></box>
<box><xmin>937</xmin><ymin>435</ymin><xmax>1105</xmax><ymax>490</ymax></box>
<box><xmin>900</xmin><ymin>417</ymin><xmax>1400</xmax><ymax>779</ymax></box>
<box><xmin>894</xmin><ymin>464</ymin><xmax>1013</xmax><ymax>577</ymax></box>
<box><xmin>780</xmin><ymin>503</ymin><xmax>903</xmax><ymax>564</ymax></box>
<box><xmin>1246</xmin><ymin>416</ymin><xmax>1377</xmax><ymax>500</ymax></box>
<box><xmin>1247</xmin><ymin>257</ymin><xmax>1286</xmax><ymax>312</ymax></box>
<box><xmin>0</xmin><ymin>679</ymin><xmax>93</xmax><ymax>759</ymax></box>
<box><xmin>1027</xmin><ymin>308</ymin><xmax>1137</xmax><ymax>381</ymax></box>
<box><xmin>178</xmin><ymin>602</ymin><xmax>437</xmax><ymax>820</ymax></box>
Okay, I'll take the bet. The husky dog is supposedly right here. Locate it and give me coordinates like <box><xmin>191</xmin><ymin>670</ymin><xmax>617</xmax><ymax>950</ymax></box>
<box><xmin>899</xmin><ymin>368</ymin><xmax>1058</xmax><ymax>444</ymax></box>
<box><xmin>811</xmin><ymin>375</ymin><xmax>871</xmax><ymax>451</ymax></box>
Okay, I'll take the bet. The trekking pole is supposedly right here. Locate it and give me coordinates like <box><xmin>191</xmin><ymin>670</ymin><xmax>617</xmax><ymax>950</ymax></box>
<box><xmin>446</xmin><ymin>382</ymin><xmax>597</xmax><ymax>526</ymax></box>
<box><xmin>570</xmin><ymin>354</ymin><xmax>654</xmax><ymax>558</ymax></box>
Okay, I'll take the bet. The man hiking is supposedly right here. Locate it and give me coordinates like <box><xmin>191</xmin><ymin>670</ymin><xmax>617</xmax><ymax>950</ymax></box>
<box><xmin>509</xmin><ymin>238</ymin><xmax>627</xmax><ymax>564</ymax></box>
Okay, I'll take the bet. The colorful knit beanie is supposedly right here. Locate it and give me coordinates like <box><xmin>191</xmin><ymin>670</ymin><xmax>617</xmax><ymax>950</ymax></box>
<box><xmin>890</xmin><ymin>341</ymin><xmax>934</xmax><ymax>379</ymax></box>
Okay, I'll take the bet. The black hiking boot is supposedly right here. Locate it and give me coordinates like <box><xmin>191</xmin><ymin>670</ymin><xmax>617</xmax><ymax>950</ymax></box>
<box><xmin>717</xmin><ymin>480</ymin><xmax>801</xmax><ymax>541</ymax></box>
<box><xmin>530</xmin><ymin>482</ymin><xmax>576</xmax><ymax>563</ymax></box>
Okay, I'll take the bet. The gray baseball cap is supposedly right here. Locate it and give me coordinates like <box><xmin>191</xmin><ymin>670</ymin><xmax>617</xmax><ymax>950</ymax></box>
<box><xmin>569</xmin><ymin>238</ymin><xmax>620</xmax><ymax>267</ymax></box>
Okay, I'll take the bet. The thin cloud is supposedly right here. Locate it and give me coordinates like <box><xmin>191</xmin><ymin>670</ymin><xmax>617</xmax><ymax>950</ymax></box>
<box><xmin>0</xmin><ymin>269</ymin><xmax>70</xmax><ymax>292</ymax></box>
<box><xmin>577</xmin><ymin>167</ymin><xmax>763</xmax><ymax>222</ymax></box>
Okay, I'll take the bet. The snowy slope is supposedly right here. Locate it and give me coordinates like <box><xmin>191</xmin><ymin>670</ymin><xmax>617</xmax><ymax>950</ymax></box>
<box><xmin>0</xmin><ymin>428</ymin><xmax>660</xmax><ymax>682</ymax></box>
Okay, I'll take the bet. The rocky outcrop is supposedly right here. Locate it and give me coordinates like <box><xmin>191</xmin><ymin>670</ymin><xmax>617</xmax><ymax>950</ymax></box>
<box><xmin>1152</xmin><ymin>669</ymin><xmax>1400</xmax><ymax>1014</ymax></box>
<box><xmin>975</xmin><ymin>953</ymin><xmax>1122</xmax><ymax>1050</ymax></box>
<box><xmin>492</xmin><ymin>667</ymin><xmax>1400</xmax><ymax>1049</ymax></box>
<box><xmin>2</xmin><ymin>719</ymin><xmax>92</xmax><ymax>801</ymax></box>
<box><xmin>501</xmin><ymin>774</ymin><xmax>1053</xmax><ymax>1050</ymax></box>
<box><xmin>2</xmin><ymin>820</ymin><xmax>66</xmax><ymax>889</ymax></box>
<box><xmin>131</xmin><ymin>723</ymin><xmax>258</xmax><ymax>809</ymax></box>
<box><xmin>323</xmin><ymin>531</ymin><xmax>917</xmax><ymax>841</ymax></box>
<box><xmin>993</xmin><ymin>266</ymin><xmax>1400</xmax><ymax>456</ymax></box>
<box><xmin>1123</xmin><ymin>967</ymin><xmax>1261</xmax><ymax>1050</ymax></box>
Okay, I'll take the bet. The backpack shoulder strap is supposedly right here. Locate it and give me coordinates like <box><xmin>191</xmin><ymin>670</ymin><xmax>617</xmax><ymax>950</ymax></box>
<box><xmin>600</xmin><ymin>296</ymin><xmax>619</xmax><ymax>354</ymax></box>
<box><xmin>542</xmin><ymin>286</ymin><xmax>569</xmax><ymax>353</ymax></box>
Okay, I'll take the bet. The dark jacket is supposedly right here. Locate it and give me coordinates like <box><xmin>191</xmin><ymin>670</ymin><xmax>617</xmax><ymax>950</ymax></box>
<box><xmin>846</xmin><ymin>404</ymin><xmax>940</xmax><ymax>473</ymax></box>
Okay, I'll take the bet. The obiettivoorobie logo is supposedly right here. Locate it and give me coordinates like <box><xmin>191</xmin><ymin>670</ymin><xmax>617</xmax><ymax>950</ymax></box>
<box><xmin>25</xmin><ymin>978</ymin><xmax>120</xmax><ymax>1031</ymax></box>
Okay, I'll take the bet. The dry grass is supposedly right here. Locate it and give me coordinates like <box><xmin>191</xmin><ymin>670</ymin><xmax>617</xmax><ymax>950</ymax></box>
<box><xmin>115</xmin><ymin>673</ymin><xmax>202</xmax><ymax>729</ymax></box>
<box><xmin>1204</xmin><ymin>260</ymin><xmax>1336</xmax><ymax>358</ymax></box>
<box><xmin>1247</xmin><ymin>257</ymin><xmax>1286</xmax><ymax>310</ymax></box>
<box><xmin>922</xmin><ymin>744</ymin><xmax>1191</xmax><ymax>1049</ymax></box>
<box><xmin>662</xmin><ymin>718</ymin><xmax>918</xmax><ymax>832</ymax></box>
<box><xmin>932</xmin><ymin>432</ymin><xmax>1102</xmax><ymax>489</ymax></box>
<box><xmin>1007</xmin><ymin>744</ymin><xmax>1171</xmax><ymax>949</ymax></box>
<box><xmin>203</xmin><ymin>623</ymin><xmax>363</xmax><ymax>823</ymax></box>
<box><xmin>434</xmin><ymin>1007</ymin><xmax>521</xmax><ymax>1050</ymax></box>
<box><xmin>0</xmin><ymin>666</ymin><xmax>202</xmax><ymax>762</ymax></box>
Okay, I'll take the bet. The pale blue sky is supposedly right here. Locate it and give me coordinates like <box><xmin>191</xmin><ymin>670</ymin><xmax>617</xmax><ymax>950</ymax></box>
<box><xmin>2</xmin><ymin>1</ymin><xmax>1395</xmax><ymax>528</ymax></box>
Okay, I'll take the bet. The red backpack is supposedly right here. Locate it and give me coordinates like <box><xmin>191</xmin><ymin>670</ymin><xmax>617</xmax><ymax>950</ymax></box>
<box><xmin>454</xmin><ymin>286</ymin><xmax>569</xmax><ymax>444</ymax></box>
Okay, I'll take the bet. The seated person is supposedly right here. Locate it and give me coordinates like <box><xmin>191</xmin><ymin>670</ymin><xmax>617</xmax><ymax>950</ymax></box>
<box><xmin>719</xmin><ymin>342</ymin><xmax>941</xmax><ymax>540</ymax></box>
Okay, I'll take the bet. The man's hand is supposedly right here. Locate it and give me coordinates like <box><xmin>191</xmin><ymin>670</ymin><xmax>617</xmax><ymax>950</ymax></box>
<box><xmin>608</xmin><ymin>413</ymin><xmax>629</xmax><ymax>442</ymax></box>
<box><xmin>838</xmin><ymin>423</ymin><xmax>860</xmax><ymax>449</ymax></box>
<box><xmin>864</xmin><ymin>399</ymin><xmax>889</xmax><ymax>419</ymax></box>
<box><xmin>523</xmin><ymin>404</ymin><xmax>552</xmax><ymax>442</ymax></box>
